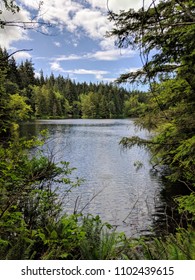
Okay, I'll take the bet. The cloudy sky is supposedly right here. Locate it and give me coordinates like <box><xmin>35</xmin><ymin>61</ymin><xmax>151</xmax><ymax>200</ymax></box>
<box><xmin>0</xmin><ymin>0</ymin><xmax>154</xmax><ymax>85</ymax></box>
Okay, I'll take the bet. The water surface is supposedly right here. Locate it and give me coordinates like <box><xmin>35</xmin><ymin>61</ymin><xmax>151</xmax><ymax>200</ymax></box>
<box><xmin>20</xmin><ymin>119</ymin><xmax>163</xmax><ymax>236</ymax></box>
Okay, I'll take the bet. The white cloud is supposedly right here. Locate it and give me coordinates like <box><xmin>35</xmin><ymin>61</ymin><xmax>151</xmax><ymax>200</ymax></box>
<box><xmin>49</xmin><ymin>60</ymin><xmax>109</xmax><ymax>80</ymax></box>
<box><xmin>89</xmin><ymin>49</ymin><xmax>135</xmax><ymax>61</ymax></box>
<box><xmin>99</xmin><ymin>37</ymin><xmax>115</xmax><ymax>51</ymax></box>
<box><xmin>65</xmin><ymin>68</ymin><xmax>109</xmax><ymax>79</ymax></box>
<box><xmin>50</xmin><ymin>61</ymin><xmax>65</xmax><ymax>72</ymax></box>
<box><xmin>35</xmin><ymin>71</ymin><xmax>41</xmax><ymax>78</ymax></box>
<box><xmin>120</xmin><ymin>67</ymin><xmax>142</xmax><ymax>73</ymax></box>
<box><xmin>0</xmin><ymin>27</ymin><xmax>27</xmax><ymax>49</ymax></box>
<box><xmin>102</xmin><ymin>0</ymin><xmax>159</xmax><ymax>12</ymax></box>
<box><xmin>53</xmin><ymin>48</ymin><xmax>135</xmax><ymax>62</ymax></box>
<box><xmin>102</xmin><ymin>77</ymin><xmax>115</xmax><ymax>82</ymax></box>
<box><xmin>85</xmin><ymin>0</ymin><xmax>107</xmax><ymax>10</ymax></box>
<box><xmin>54</xmin><ymin>41</ymin><xmax>61</xmax><ymax>47</ymax></box>
<box><xmin>13</xmin><ymin>51</ymin><xmax>32</xmax><ymax>60</ymax></box>
<box><xmin>1</xmin><ymin>0</ymin><xmax>160</xmax><ymax>50</ymax></box>
<box><xmin>55</xmin><ymin>54</ymin><xmax>83</xmax><ymax>61</ymax></box>
<box><xmin>0</xmin><ymin>5</ymin><xmax>30</xmax><ymax>48</ymax></box>
<box><xmin>15</xmin><ymin>1</ymin><xmax>114</xmax><ymax>48</ymax></box>
<box><xmin>68</xmin><ymin>69</ymin><xmax>108</xmax><ymax>75</ymax></box>
<box><xmin>70</xmin><ymin>8</ymin><xmax>111</xmax><ymax>40</ymax></box>
<box><xmin>106</xmin><ymin>0</ymin><xmax>142</xmax><ymax>12</ymax></box>
<box><xmin>19</xmin><ymin>0</ymin><xmax>82</xmax><ymax>31</ymax></box>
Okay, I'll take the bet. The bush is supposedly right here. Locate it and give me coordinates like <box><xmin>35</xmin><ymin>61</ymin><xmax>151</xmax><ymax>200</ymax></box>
<box><xmin>0</xmin><ymin>138</ymin><xmax>80</xmax><ymax>259</ymax></box>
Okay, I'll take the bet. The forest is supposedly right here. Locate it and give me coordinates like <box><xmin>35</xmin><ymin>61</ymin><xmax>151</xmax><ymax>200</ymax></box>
<box><xmin>0</xmin><ymin>46</ymin><xmax>145</xmax><ymax>123</ymax></box>
<box><xmin>0</xmin><ymin>0</ymin><xmax>195</xmax><ymax>260</ymax></box>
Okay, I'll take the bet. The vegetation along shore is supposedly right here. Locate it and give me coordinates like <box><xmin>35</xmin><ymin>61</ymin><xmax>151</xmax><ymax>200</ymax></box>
<box><xmin>0</xmin><ymin>0</ymin><xmax>194</xmax><ymax>259</ymax></box>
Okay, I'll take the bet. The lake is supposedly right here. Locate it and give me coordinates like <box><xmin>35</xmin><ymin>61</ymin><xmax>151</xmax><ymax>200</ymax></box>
<box><xmin>20</xmin><ymin>119</ymin><xmax>164</xmax><ymax>236</ymax></box>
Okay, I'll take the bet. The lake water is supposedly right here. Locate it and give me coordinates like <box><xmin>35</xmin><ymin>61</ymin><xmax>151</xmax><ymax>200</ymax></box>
<box><xmin>20</xmin><ymin>119</ymin><xmax>164</xmax><ymax>236</ymax></box>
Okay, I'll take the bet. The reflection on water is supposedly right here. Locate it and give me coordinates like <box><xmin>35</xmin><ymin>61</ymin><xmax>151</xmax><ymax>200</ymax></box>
<box><xmin>20</xmin><ymin>119</ymin><xmax>164</xmax><ymax>236</ymax></box>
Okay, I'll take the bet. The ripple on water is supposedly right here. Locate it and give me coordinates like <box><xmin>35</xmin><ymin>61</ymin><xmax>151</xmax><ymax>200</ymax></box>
<box><xmin>20</xmin><ymin>119</ymin><xmax>163</xmax><ymax>236</ymax></box>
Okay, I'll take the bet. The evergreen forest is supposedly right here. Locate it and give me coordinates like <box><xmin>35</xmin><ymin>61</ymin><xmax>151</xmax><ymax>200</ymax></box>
<box><xmin>0</xmin><ymin>46</ymin><xmax>142</xmax><ymax>124</ymax></box>
<box><xmin>0</xmin><ymin>0</ymin><xmax>195</xmax><ymax>260</ymax></box>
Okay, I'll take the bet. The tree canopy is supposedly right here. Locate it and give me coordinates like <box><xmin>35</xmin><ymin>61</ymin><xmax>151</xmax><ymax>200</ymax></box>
<box><xmin>0</xmin><ymin>45</ymin><xmax>136</xmax><ymax>138</ymax></box>
<box><xmin>0</xmin><ymin>0</ymin><xmax>195</xmax><ymax>260</ymax></box>
<box><xmin>108</xmin><ymin>0</ymin><xmax>195</xmax><ymax>84</ymax></box>
<box><xmin>108</xmin><ymin>0</ymin><xmax>195</xmax><ymax>189</ymax></box>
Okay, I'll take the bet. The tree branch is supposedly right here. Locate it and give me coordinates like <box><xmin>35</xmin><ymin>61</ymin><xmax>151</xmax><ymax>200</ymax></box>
<box><xmin>6</xmin><ymin>49</ymin><xmax>33</xmax><ymax>59</ymax></box>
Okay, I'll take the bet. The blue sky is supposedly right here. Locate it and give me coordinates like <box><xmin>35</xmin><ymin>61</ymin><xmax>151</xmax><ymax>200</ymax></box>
<box><xmin>0</xmin><ymin>0</ymin><xmax>155</xmax><ymax>87</ymax></box>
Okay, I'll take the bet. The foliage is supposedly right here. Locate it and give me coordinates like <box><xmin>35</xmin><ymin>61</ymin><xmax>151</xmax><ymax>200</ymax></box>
<box><xmin>139</xmin><ymin>228</ymin><xmax>195</xmax><ymax>260</ymax></box>
<box><xmin>108</xmin><ymin>0</ymin><xmax>195</xmax><ymax>189</ymax></box>
<box><xmin>79</xmin><ymin>215</ymin><xmax>124</xmax><ymax>260</ymax></box>
<box><xmin>120</xmin><ymin>76</ymin><xmax>195</xmax><ymax>187</ymax></box>
<box><xmin>8</xmin><ymin>93</ymin><xmax>32</xmax><ymax>120</ymax></box>
<box><xmin>108</xmin><ymin>0</ymin><xmax>195</xmax><ymax>84</ymax></box>
<box><xmin>176</xmin><ymin>192</ymin><xmax>195</xmax><ymax>222</ymax></box>
<box><xmin>0</xmin><ymin>135</ymin><xmax>126</xmax><ymax>260</ymax></box>
<box><xmin>0</xmin><ymin>137</ymin><xmax>81</xmax><ymax>259</ymax></box>
<box><xmin>1</xmin><ymin>0</ymin><xmax>195</xmax><ymax>260</ymax></box>
<box><xmin>0</xmin><ymin>134</ymin><xmax>195</xmax><ymax>260</ymax></box>
<box><xmin>0</xmin><ymin>49</ymin><xmax>33</xmax><ymax>138</ymax></box>
<box><xmin>30</xmin><ymin>78</ymin><xmax>129</xmax><ymax>119</ymax></box>
<box><xmin>29</xmin><ymin>214</ymin><xmax>86</xmax><ymax>260</ymax></box>
<box><xmin>0</xmin><ymin>46</ymin><xmax>133</xmax><ymax>122</ymax></box>
<box><xmin>107</xmin><ymin>1</ymin><xmax>195</xmax><ymax>260</ymax></box>
<box><xmin>123</xmin><ymin>91</ymin><xmax>148</xmax><ymax>117</ymax></box>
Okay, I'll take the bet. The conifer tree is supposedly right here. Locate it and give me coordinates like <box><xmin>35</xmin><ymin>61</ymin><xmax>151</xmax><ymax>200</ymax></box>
<box><xmin>108</xmin><ymin>0</ymin><xmax>195</xmax><ymax>188</ymax></box>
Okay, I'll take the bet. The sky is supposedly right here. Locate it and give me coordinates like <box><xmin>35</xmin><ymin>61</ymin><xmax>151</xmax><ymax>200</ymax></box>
<box><xmin>0</xmin><ymin>0</ymin><xmax>155</xmax><ymax>87</ymax></box>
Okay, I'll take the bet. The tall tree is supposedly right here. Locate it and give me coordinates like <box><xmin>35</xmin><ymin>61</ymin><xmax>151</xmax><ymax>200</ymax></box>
<box><xmin>108</xmin><ymin>0</ymin><xmax>195</xmax><ymax>84</ymax></box>
<box><xmin>108</xmin><ymin>0</ymin><xmax>195</xmax><ymax>188</ymax></box>
<box><xmin>18</xmin><ymin>60</ymin><xmax>36</xmax><ymax>89</ymax></box>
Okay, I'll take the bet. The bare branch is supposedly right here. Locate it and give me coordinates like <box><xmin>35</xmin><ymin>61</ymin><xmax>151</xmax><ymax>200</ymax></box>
<box><xmin>0</xmin><ymin>49</ymin><xmax>33</xmax><ymax>66</ymax></box>
<box><xmin>6</xmin><ymin>48</ymin><xmax>33</xmax><ymax>59</ymax></box>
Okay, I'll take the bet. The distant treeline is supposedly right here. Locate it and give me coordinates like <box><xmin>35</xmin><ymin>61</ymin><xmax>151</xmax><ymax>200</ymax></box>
<box><xmin>0</xmin><ymin>47</ymin><xmax>147</xmax><ymax>120</ymax></box>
